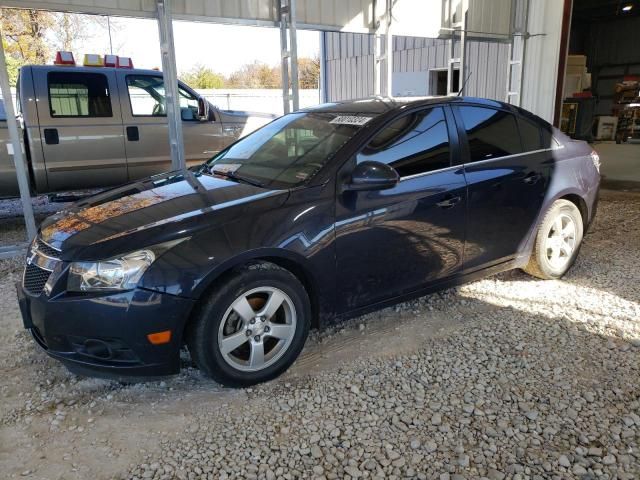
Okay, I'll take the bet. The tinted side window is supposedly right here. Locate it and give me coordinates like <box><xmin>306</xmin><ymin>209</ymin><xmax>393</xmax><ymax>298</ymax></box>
<box><xmin>459</xmin><ymin>106</ymin><xmax>522</xmax><ymax>162</ymax></box>
<box><xmin>357</xmin><ymin>107</ymin><xmax>451</xmax><ymax>178</ymax></box>
<box><xmin>48</xmin><ymin>72</ymin><xmax>112</xmax><ymax>117</ymax></box>
<box><xmin>518</xmin><ymin>117</ymin><xmax>543</xmax><ymax>151</ymax></box>
<box><xmin>541</xmin><ymin>125</ymin><xmax>560</xmax><ymax>149</ymax></box>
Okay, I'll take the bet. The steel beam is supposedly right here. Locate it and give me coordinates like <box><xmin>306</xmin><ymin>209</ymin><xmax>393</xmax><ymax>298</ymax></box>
<box><xmin>156</xmin><ymin>0</ymin><xmax>185</xmax><ymax>171</ymax></box>
<box><xmin>385</xmin><ymin>0</ymin><xmax>393</xmax><ymax>97</ymax></box>
<box><xmin>0</xmin><ymin>29</ymin><xmax>37</xmax><ymax>242</ymax></box>
<box><xmin>279</xmin><ymin>2</ymin><xmax>291</xmax><ymax>113</ymax></box>
<box><xmin>459</xmin><ymin>0</ymin><xmax>467</xmax><ymax>94</ymax></box>
<box><xmin>318</xmin><ymin>31</ymin><xmax>328</xmax><ymax>103</ymax></box>
<box><xmin>279</xmin><ymin>0</ymin><xmax>300</xmax><ymax>113</ymax></box>
<box><xmin>289</xmin><ymin>0</ymin><xmax>300</xmax><ymax>111</ymax></box>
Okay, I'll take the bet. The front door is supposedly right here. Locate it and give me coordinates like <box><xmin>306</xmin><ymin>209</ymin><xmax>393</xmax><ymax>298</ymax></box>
<box><xmin>452</xmin><ymin>105</ymin><xmax>550</xmax><ymax>270</ymax></box>
<box><xmin>117</xmin><ymin>73</ymin><xmax>227</xmax><ymax>180</ymax></box>
<box><xmin>335</xmin><ymin>106</ymin><xmax>466</xmax><ymax>312</ymax></box>
<box><xmin>35</xmin><ymin>69</ymin><xmax>127</xmax><ymax>191</ymax></box>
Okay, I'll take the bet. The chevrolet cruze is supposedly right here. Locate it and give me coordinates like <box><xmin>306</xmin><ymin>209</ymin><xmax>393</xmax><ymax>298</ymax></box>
<box><xmin>17</xmin><ymin>97</ymin><xmax>600</xmax><ymax>387</ymax></box>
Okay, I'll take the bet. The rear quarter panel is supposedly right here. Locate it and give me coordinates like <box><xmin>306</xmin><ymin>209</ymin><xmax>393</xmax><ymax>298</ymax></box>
<box><xmin>516</xmin><ymin>133</ymin><xmax>600</xmax><ymax>266</ymax></box>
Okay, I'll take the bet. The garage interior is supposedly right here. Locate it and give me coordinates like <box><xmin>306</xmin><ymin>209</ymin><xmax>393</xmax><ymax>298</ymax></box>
<box><xmin>564</xmin><ymin>0</ymin><xmax>640</xmax><ymax>188</ymax></box>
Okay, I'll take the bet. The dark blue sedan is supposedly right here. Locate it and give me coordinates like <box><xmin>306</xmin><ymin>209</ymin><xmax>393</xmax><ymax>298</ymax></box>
<box><xmin>17</xmin><ymin>97</ymin><xmax>600</xmax><ymax>386</ymax></box>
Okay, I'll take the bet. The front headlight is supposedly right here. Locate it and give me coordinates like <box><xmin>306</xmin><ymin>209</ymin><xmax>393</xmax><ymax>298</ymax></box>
<box><xmin>67</xmin><ymin>250</ymin><xmax>155</xmax><ymax>292</ymax></box>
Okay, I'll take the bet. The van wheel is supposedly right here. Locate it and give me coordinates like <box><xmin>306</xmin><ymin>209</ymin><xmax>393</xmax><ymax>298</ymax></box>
<box><xmin>524</xmin><ymin>199</ymin><xmax>584</xmax><ymax>280</ymax></box>
<box><xmin>186</xmin><ymin>262</ymin><xmax>310</xmax><ymax>387</ymax></box>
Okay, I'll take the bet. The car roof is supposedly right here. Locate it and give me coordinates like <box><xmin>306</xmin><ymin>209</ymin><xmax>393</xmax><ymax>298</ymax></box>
<box><xmin>302</xmin><ymin>96</ymin><xmax>553</xmax><ymax>129</ymax></box>
<box><xmin>302</xmin><ymin>96</ymin><xmax>512</xmax><ymax>115</ymax></box>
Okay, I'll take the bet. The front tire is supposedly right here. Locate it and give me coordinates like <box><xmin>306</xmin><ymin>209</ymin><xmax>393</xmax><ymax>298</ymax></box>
<box><xmin>186</xmin><ymin>262</ymin><xmax>310</xmax><ymax>387</ymax></box>
<box><xmin>524</xmin><ymin>199</ymin><xmax>584</xmax><ymax>280</ymax></box>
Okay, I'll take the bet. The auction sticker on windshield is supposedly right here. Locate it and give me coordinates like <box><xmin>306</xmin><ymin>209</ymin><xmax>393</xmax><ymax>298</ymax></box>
<box><xmin>329</xmin><ymin>115</ymin><xmax>373</xmax><ymax>126</ymax></box>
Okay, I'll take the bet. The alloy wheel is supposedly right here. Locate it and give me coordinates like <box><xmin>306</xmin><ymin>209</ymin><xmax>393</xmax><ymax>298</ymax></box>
<box><xmin>217</xmin><ymin>287</ymin><xmax>297</xmax><ymax>372</ymax></box>
<box><xmin>544</xmin><ymin>213</ymin><xmax>577</xmax><ymax>270</ymax></box>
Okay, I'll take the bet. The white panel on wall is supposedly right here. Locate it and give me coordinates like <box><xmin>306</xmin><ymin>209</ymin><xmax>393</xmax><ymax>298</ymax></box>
<box><xmin>520</xmin><ymin>0</ymin><xmax>564</xmax><ymax>123</ymax></box>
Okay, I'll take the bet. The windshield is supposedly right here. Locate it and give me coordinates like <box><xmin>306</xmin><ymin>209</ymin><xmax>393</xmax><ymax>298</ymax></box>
<box><xmin>205</xmin><ymin>112</ymin><xmax>372</xmax><ymax>188</ymax></box>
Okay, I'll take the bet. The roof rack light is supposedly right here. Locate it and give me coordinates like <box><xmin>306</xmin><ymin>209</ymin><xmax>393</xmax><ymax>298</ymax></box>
<box><xmin>83</xmin><ymin>54</ymin><xmax>104</xmax><ymax>67</ymax></box>
<box><xmin>117</xmin><ymin>56</ymin><xmax>134</xmax><ymax>69</ymax></box>
<box><xmin>104</xmin><ymin>54</ymin><xmax>118</xmax><ymax>67</ymax></box>
<box><xmin>53</xmin><ymin>51</ymin><xmax>75</xmax><ymax>66</ymax></box>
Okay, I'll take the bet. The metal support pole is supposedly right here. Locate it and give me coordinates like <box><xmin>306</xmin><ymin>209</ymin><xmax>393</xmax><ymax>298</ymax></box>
<box><xmin>279</xmin><ymin>0</ymin><xmax>299</xmax><ymax>113</ymax></box>
<box><xmin>289</xmin><ymin>0</ymin><xmax>299</xmax><ymax>111</ymax></box>
<box><xmin>156</xmin><ymin>0</ymin><xmax>185</xmax><ymax>171</ymax></box>
<box><xmin>447</xmin><ymin>31</ymin><xmax>455</xmax><ymax>95</ymax></box>
<box><xmin>385</xmin><ymin>0</ymin><xmax>393</xmax><ymax>97</ymax></box>
<box><xmin>373</xmin><ymin>32</ymin><xmax>382</xmax><ymax>96</ymax></box>
<box><xmin>459</xmin><ymin>0</ymin><xmax>467</xmax><ymax>94</ymax></box>
<box><xmin>279</xmin><ymin>2</ymin><xmax>291</xmax><ymax>114</ymax></box>
<box><xmin>318</xmin><ymin>31</ymin><xmax>327</xmax><ymax>103</ymax></box>
<box><xmin>0</xmin><ymin>30</ymin><xmax>37</xmax><ymax>242</ymax></box>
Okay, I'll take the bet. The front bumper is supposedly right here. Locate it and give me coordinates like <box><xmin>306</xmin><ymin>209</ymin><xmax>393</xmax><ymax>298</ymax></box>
<box><xmin>16</xmin><ymin>283</ymin><xmax>195</xmax><ymax>380</ymax></box>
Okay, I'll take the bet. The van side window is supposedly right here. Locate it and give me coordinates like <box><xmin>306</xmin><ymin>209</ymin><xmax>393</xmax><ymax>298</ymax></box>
<box><xmin>126</xmin><ymin>75</ymin><xmax>199</xmax><ymax>121</ymax></box>
<box><xmin>357</xmin><ymin>107</ymin><xmax>451</xmax><ymax>178</ymax></box>
<box><xmin>459</xmin><ymin>106</ymin><xmax>522</xmax><ymax>162</ymax></box>
<box><xmin>48</xmin><ymin>72</ymin><xmax>112</xmax><ymax>117</ymax></box>
<box><xmin>518</xmin><ymin>117</ymin><xmax>543</xmax><ymax>151</ymax></box>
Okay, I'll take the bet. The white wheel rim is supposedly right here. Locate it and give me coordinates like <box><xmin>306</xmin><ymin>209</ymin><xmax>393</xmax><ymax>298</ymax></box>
<box><xmin>217</xmin><ymin>287</ymin><xmax>297</xmax><ymax>372</ymax></box>
<box><xmin>544</xmin><ymin>213</ymin><xmax>577</xmax><ymax>270</ymax></box>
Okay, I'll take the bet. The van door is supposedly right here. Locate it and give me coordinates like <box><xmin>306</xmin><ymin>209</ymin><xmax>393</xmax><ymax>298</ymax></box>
<box><xmin>34</xmin><ymin>68</ymin><xmax>127</xmax><ymax>191</ymax></box>
<box><xmin>117</xmin><ymin>72</ymin><xmax>226</xmax><ymax>180</ymax></box>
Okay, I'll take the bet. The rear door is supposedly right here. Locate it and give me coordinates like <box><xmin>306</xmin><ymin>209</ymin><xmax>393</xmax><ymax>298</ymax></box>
<box><xmin>117</xmin><ymin>73</ymin><xmax>227</xmax><ymax>180</ymax></box>
<box><xmin>35</xmin><ymin>68</ymin><xmax>127</xmax><ymax>191</ymax></box>
<box><xmin>453</xmin><ymin>104</ymin><xmax>549</xmax><ymax>270</ymax></box>
<box><xmin>335</xmin><ymin>106</ymin><xmax>467</xmax><ymax>311</ymax></box>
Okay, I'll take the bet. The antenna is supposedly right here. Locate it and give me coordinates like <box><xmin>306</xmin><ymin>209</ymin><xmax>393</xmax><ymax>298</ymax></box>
<box><xmin>457</xmin><ymin>71</ymin><xmax>473</xmax><ymax>96</ymax></box>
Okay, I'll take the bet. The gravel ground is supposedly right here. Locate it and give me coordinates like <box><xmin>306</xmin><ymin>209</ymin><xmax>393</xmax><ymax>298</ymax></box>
<box><xmin>0</xmin><ymin>190</ymin><xmax>638</xmax><ymax>480</ymax></box>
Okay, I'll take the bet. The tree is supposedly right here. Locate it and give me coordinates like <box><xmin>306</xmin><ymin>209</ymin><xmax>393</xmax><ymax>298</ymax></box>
<box><xmin>227</xmin><ymin>61</ymin><xmax>281</xmax><ymax>89</ymax></box>
<box><xmin>180</xmin><ymin>64</ymin><xmax>225</xmax><ymax>89</ymax></box>
<box><xmin>1</xmin><ymin>9</ymin><xmax>54</xmax><ymax>75</ymax></box>
<box><xmin>0</xmin><ymin>9</ymin><xmax>115</xmax><ymax>86</ymax></box>
<box><xmin>298</xmin><ymin>56</ymin><xmax>320</xmax><ymax>89</ymax></box>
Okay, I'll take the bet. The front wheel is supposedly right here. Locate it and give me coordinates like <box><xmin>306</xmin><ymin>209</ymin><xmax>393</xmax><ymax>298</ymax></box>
<box><xmin>186</xmin><ymin>263</ymin><xmax>310</xmax><ymax>387</ymax></box>
<box><xmin>524</xmin><ymin>199</ymin><xmax>584</xmax><ymax>280</ymax></box>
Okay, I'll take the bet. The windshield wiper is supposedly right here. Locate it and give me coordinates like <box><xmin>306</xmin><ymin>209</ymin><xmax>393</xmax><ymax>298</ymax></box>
<box><xmin>210</xmin><ymin>168</ymin><xmax>264</xmax><ymax>188</ymax></box>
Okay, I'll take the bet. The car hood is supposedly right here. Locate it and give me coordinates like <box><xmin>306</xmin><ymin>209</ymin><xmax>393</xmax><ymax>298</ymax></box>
<box><xmin>39</xmin><ymin>170</ymin><xmax>287</xmax><ymax>259</ymax></box>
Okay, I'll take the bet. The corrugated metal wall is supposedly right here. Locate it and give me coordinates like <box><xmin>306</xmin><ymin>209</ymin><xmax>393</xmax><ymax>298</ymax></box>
<box><xmin>324</xmin><ymin>32</ymin><xmax>509</xmax><ymax>102</ymax></box>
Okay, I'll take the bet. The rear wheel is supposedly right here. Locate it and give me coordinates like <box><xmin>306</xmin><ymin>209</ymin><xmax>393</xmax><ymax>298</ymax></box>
<box><xmin>186</xmin><ymin>263</ymin><xmax>310</xmax><ymax>387</ymax></box>
<box><xmin>524</xmin><ymin>199</ymin><xmax>584</xmax><ymax>280</ymax></box>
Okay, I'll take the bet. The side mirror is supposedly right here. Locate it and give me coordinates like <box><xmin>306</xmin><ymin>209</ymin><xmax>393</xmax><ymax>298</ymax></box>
<box><xmin>197</xmin><ymin>97</ymin><xmax>209</xmax><ymax>121</ymax></box>
<box><xmin>345</xmin><ymin>161</ymin><xmax>399</xmax><ymax>192</ymax></box>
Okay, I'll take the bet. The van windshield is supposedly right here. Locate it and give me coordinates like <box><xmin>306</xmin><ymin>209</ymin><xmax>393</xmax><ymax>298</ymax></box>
<box><xmin>204</xmin><ymin>112</ymin><xmax>372</xmax><ymax>189</ymax></box>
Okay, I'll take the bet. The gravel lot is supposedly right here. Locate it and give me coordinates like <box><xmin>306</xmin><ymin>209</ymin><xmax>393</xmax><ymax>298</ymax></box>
<box><xmin>0</xmin><ymin>190</ymin><xmax>638</xmax><ymax>480</ymax></box>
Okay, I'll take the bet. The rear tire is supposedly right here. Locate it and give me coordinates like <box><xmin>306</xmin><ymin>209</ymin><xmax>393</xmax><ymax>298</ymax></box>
<box><xmin>524</xmin><ymin>199</ymin><xmax>584</xmax><ymax>280</ymax></box>
<box><xmin>186</xmin><ymin>262</ymin><xmax>310</xmax><ymax>387</ymax></box>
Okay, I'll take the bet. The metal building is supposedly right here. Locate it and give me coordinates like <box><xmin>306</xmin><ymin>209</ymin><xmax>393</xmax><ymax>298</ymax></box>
<box><xmin>323</xmin><ymin>33</ymin><xmax>510</xmax><ymax>102</ymax></box>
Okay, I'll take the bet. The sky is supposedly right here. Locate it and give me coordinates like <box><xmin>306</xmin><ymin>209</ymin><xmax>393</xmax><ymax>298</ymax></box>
<box><xmin>76</xmin><ymin>16</ymin><xmax>320</xmax><ymax>75</ymax></box>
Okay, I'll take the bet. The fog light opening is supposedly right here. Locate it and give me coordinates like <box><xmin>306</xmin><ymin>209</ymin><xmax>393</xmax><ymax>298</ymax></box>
<box><xmin>83</xmin><ymin>339</ymin><xmax>113</xmax><ymax>359</ymax></box>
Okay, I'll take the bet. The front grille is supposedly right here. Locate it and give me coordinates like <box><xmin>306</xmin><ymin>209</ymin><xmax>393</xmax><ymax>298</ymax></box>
<box><xmin>23</xmin><ymin>263</ymin><xmax>52</xmax><ymax>295</ymax></box>
<box><xmin>36</xmin><ymin>238</ymin><xmax>60</xmax><ymax>258</ymax></box>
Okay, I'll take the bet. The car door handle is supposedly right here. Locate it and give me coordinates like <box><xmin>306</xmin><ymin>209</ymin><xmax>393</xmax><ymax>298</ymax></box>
<box><xmin>44</xmin><ymin>128</ymin><xmax>59</xmax><ymax>145</ymax></box>
<box><xmin>126</xmin><ymin>126</ymin><xmax>139</xmax><ymax>141</ymax></box>
<box><xmin>523</xmin><ymin>172</ymin><xmax>541</xmax><ymax>185</ymax></box>
<box><xmin>436</xmin><ymin>195</ymin><xmax>462</xmax><ymax>209</ymax></box>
